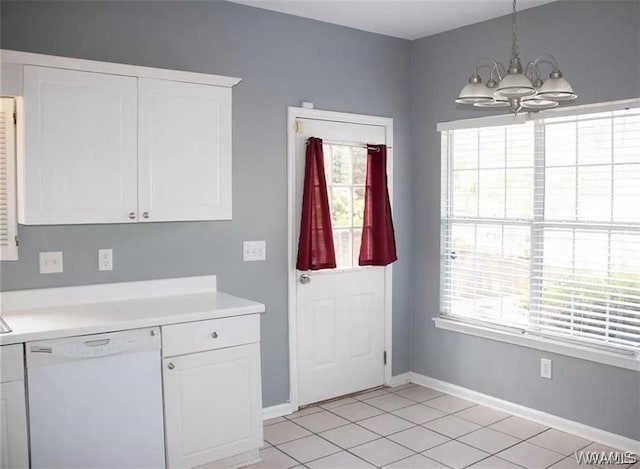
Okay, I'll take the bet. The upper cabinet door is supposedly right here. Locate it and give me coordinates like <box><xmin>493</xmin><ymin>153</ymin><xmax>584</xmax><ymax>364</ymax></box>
<box><xmin>138</xmin><ymin>78</ymin><xmax>232</xmax><ymax>222</ymax></box>
<box><xmin>22</xmin><ymin>66</ymin><xmax>138</xmax><ymax>224</ymax></box>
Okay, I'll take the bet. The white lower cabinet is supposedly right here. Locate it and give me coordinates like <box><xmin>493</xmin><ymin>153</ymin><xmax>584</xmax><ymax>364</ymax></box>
<box><xmin>162</xmin><ymin>316</ymin><xmax>263</xmax><ymax>468</ymax></box>
<box><xmin>0</xmin><ymin>345</ymin><xmax>29</xmax><ymax>469</ymax></box>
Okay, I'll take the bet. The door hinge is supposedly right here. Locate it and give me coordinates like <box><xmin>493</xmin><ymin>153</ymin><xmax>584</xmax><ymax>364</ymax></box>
<box><xmin>14</xmin><ymin>235</ymin><xmax>18</xmax><ymax>247</ymax></box>
<box><xmin>383</xmin><ymin>351</ymin><xmax>387</xmax><ymax>366</ymax></box>
<box><xmin>295</xmin><ymin>120</ymin><xmax>303</xmax><ymax>134</ymax></box>
<box><xmin>13</xmin><ymin>112</ymin><xmax>17</xmax><ymax>125</ymax></box>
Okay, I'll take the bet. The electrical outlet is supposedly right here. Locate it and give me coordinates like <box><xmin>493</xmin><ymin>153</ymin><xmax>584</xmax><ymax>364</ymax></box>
<box><xmin>98</xmin><ymin>249</ymin><xmax>113</xmax><ymax>271</ymax></box>
<box><xmin>243</xmin><ymin>241</ymin><xmax>266</xmax><ymax>261</ymax></box>
<box><xmin>540</xmin><ymin>358</ymin><xmax>552</xmax><ymax>379</ymax></box>
<box><xmin>39</xmin><ymin>251</ymin><xmax>63</xmax><ymax>274</ymax></box>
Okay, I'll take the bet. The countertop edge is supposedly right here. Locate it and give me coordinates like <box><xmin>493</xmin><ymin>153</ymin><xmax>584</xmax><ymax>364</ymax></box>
<box><xmin>0</xmin><ymin>292</ymin><xmax>265</xmax><ymax>346</ymax></box>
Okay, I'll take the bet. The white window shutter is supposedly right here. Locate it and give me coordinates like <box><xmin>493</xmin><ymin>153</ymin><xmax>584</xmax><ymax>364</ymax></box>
<box><xmin>0</xmin><ymin>97</ymin><xmax>18</xmax><ymax>261</ymax></box>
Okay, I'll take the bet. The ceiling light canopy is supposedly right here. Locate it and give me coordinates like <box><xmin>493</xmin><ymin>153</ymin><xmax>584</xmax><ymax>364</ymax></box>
<box><xmin>456</xmin><ymin>0</ymin><xmax>577</xmax><ymax>114</ymax></box>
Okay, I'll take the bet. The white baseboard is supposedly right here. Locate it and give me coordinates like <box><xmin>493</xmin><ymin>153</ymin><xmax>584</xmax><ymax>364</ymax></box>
<box><xmin>409</xmin><ymin>372</ymin><xmax>640</xmax><ymax>453</ymax></box>
<box><xmin>263</xmin><ymin>402</ymin><xmax>294</xmax><ymax>421</ymax></box>
<box><xmin>388</xmin><ymin>372</ymin><xmax>412</xmax><ymax>387</ymax></box>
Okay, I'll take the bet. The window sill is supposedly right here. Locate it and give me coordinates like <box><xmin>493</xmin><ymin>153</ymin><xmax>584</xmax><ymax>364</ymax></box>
<box><xmin>433</xmin><ymin>316</ymin><xmax>640</xmax><ymax>372</ymax></box>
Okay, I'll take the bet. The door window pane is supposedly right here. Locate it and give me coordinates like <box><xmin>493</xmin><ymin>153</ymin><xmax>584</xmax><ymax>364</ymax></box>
<box><xmin>331</xmin><ymin>145</ymin><xmax>352</xmax><ymax>184</ymax></box>
<box><xmin>324</xmin><ymin>144</ymin><xmax>371</xmax><ymax>269</ymax></box>
<box><xmin>352</xmin><ymin>148</ymin><xmax>366</xmax><ymax>185</ymax></box>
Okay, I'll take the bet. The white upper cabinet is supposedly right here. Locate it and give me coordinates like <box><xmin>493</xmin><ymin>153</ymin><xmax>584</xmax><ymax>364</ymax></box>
<box><xmin>22</xmin><ymin>65</ymin><xmax>138</xmax><ymax>224</ymax></box>
<box><xmin>5</xmin><ymin>50</ymin><xmax>240</xmax><ymax>225</ymax></box>
<box><xmin>138</xmin><ymin>79</ymin><xmax>231</xmax><ymax>222</ymax></box>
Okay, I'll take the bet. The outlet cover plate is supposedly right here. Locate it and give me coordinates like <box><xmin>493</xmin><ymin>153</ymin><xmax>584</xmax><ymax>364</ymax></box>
<box><xmin>39</xmin><ymin>251</ymin><xmax>63</xmax><ymax>274</ymax></box>
<box><xmin>98</xmin><ymin>249</ymin><xmax>113</xmax><ymax>271</ymax></box>
<box><xmin>243</xmin><ymin>241</ymin><xmax>266</xmax><ymax>261</ymax></box>
<box><xmin>540</xmin><ymin>358</ymin><xmax>552</xmax><ymax>379</ymax></box>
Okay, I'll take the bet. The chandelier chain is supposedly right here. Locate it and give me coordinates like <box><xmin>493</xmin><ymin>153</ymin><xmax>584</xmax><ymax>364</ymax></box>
<box><xmin>511</xmin><ymin>0</ymin><xmax>519</xmax><ymax>60</ymax></box>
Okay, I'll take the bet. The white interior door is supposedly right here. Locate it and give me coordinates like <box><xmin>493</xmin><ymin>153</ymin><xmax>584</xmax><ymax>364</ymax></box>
<box><xmin>295</xmin><ymin>118</ymin><xmax>388</xmax><ymax>406</ymax></box>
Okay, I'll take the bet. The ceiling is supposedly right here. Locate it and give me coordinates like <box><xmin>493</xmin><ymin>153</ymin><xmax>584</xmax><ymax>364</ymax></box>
<box><xmin>225</xmin><ymin>0</ymin><xmax>557</xmax><ymax>40</ymax></box>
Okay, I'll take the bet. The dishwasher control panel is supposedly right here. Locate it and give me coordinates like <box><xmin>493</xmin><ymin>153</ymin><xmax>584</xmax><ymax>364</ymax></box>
<box><xmin>26</xmin><ymin>327</ymin><xmax>161</xmax><ymax>367</ymax></box>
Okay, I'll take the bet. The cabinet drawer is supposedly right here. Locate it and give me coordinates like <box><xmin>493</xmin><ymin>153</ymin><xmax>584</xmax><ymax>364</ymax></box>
<box><xmin>162</xmin><ymin>315</ymin><xmax>259</xmax><ymax>357</ymax></box>
<box><xmin>0</xmin><ymin>344</ymin><xmax>24</xmax><ymax>383</ymax></box>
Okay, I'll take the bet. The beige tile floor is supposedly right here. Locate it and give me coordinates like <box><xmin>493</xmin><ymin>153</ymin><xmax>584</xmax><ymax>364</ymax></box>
<box><xmin>250</xmin><ymin>383</ymin><xmax>639</xmax><ymax>469</ymax></box>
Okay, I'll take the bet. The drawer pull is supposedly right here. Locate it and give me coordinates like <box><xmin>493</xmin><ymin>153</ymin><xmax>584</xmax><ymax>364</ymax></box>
<box><xmin>211</xmin><ymin>331</ymin><xmax>218</xmax><ymax>339</ymax></box>
<box><xmin>167</xmin><ymin>363</ymin><xmax>175</xmax><ymax>370</ymax></box>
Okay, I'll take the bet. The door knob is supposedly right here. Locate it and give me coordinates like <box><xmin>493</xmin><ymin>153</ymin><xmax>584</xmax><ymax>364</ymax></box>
<box><xmin>128</xmin><ymin>212</ymin><xmax>136</xmax><ymax>220</ymax></box>
<box><xmin>167</xmin><ymin>363</ymin><xmax>175</xmax><ymax>370</ymax></box>
<box><xmin>143</xmin><ymin>212</ymin><xmax>150</xmax><ymax>219</ymax></box>
<box><xmin>300</xmin><ymin>274</ymin><xmax>311</xmax><ymax>285</ymax></box>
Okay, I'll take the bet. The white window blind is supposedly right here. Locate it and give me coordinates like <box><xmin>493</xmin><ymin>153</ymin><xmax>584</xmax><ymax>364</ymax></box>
<box><xmin>441</xmin><ymin>104</ymin><xmax>640</xmax><ymax>353</ymax></box>
<box><xmin>0</xmin><ymin>97</ymin><xmax>18</xmax><ymax>261</ymax></box>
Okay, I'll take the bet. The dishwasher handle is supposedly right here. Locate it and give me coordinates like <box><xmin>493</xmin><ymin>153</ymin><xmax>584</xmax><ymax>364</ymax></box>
<box><xmin>84</xmin><ymin>339</ymin><xmax>110</xmax><ymax>347</ymax></box>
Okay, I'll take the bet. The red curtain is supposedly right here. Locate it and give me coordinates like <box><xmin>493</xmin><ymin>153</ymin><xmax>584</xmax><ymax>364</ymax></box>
<box><xmin>359</xmin><ymin>144</ymin><xmax>397</xmax><ymax>266</ymax></box>
<box><xmin>296</xmin><ymin>137</ymin><xmax>337</xmax><ymax>270</ymax></box>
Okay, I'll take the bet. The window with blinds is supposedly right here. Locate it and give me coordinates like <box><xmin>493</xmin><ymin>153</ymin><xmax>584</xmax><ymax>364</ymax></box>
<box><xmin>0</xmin><ymin>97</ymin><xmax>18</xmax><ymax>261</ymax></box>
<box><xmin>441</xmin><ymin>104</ymin><xmax>640</xmax><ymax>353</ymax></box>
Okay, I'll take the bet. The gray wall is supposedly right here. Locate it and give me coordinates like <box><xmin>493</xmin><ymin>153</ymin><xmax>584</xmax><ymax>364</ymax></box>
<box><xmin>410</xmin><ymin>0</ymin><xmax>640</xmax><ymax>439</ymax></box>
<box><xmin>0</xmin><ymin>0</ymin><xmax>414</xmax><ymax>407</ymax></box>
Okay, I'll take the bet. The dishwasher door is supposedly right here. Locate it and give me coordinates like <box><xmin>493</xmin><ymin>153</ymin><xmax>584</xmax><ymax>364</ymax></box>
<box><xmin>27</xmin><ymin>327</ymin><xmax>165</xmax><ymax>469</ymax></box>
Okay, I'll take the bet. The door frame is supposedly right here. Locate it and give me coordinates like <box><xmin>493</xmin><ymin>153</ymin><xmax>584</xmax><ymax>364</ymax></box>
<box><xmin>287</xmin><ymin>106</ymin><xmax>394</xmax><ymax>411</ymax></box>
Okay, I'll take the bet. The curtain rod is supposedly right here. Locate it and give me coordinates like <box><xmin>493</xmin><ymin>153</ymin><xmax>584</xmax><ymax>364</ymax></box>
<box><xmin>306</xmin><ymin>139</ymin><xmax>392</xmax><ymax>151</ymax></box>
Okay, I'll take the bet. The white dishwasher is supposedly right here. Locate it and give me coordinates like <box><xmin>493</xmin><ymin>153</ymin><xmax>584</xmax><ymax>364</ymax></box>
<box><xmin>27</xmin><ymin>327</ymin><xmax>166</xmax><ymax>469</ymax></box>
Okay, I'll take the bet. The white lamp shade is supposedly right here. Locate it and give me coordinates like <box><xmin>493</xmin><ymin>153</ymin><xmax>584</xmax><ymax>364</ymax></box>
<box><xmin>474</xmin><ymin>98</ymin><xmax>510</xmax><ymax>108</ymax></box>
<box><xmin>521</xmin><ymin>98</ymin><xmax>559</xmax><ymax>110</ymax></box>
<box><xmin>495</xmin><ymin>73</ymin><xmax>536</xmax><ymax>98</ymax></box>
<box><xmin>456</xmin><ymin>82</ymin><xmax>492</xmax><ymax>104</ymax></box>
<box><xmin>537</xmin><ymin>76</ymin><xmax>577</xmax><ymax>101</ymax></box>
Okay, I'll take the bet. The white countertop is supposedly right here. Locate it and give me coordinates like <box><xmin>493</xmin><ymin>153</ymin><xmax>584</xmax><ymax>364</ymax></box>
<box><xmin>0</xmin><ymin>276</ymin><xmax>265</xmax><ymax>345</ymax></box>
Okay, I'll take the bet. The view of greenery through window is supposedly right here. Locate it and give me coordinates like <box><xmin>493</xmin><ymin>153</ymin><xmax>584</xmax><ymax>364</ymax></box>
<box><xmin>441</xmin><ymin>108</ymin><xmax>640</xmax><ymax>351</ymax></box>
<box><xmin>324</xmin><ymin>144</ymin><xmax>367</xmax><ymax>269</ymax></box>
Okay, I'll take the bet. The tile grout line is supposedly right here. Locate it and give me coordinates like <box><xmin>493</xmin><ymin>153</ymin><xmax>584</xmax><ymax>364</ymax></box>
<box><xmin>264</xmin><ymin>385</ymin><xmax>606</xmax><ymax>469</ymax></box>
<box><xmin>284</xmin><ymin>387</ymin><xmax>427</xmax><ymax>467</ymax></box>
<box><xmin>264</xmin><ymin>444</ymin><xmax>309</xmax><ymax>468</ymax></box>
<box><xmin>304</xmin><ymin>389</ymin><xmax>517</xmax><ymax>466</ymax></box>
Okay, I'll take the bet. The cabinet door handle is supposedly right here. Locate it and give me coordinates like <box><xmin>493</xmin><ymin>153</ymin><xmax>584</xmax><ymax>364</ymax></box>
<box><xmin>143</xmin><ymin>212</ymin><xmax>150</xmax><ymax>219</ymax></box>
<box><xmin>211</xmin><ymin>331</ymin><xmax>218</xmax><ymax>339</ymax></box>
<box><xmin>129</xmin><ymin>212</ymin><xmax>136</xmax><ymax>220</ymax></box>
<box><xmin>167</xmin><ymin>363</ymin><xmax>175</xmax><ymax>370</ymax></box>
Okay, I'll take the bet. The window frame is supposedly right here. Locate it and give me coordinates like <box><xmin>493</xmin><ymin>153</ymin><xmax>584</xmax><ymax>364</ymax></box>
<box><xmin>436</xmin><ymin>99</ymin><xmax>640</xmax><ymax>370</ymax></box>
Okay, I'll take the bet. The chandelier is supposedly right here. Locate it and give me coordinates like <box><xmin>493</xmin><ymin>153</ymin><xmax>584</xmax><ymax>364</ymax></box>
<box><xmin>456</xmin><ymin>0</ymin><xmax>577</xmax><ymax>114</ymax></box>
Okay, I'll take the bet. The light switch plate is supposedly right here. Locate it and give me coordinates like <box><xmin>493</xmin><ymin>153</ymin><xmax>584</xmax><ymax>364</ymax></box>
<box><xmin>98</xmin><ymin>249</ymin><xmax>113</xmax><ymax>271</ymax></box>
<box><xmin>39</xmin><ymin>251</ymin><xmax>63</xmax><ymax>274</ymax></box>
<box><xmin>243</xmin><ymin>241</ymin><xmax>266</xmax><ymax>261</ymax></box>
